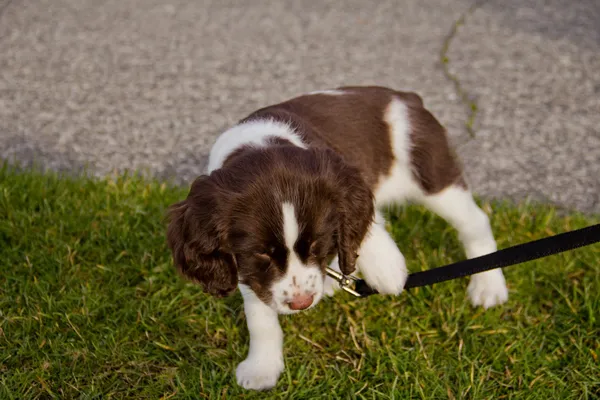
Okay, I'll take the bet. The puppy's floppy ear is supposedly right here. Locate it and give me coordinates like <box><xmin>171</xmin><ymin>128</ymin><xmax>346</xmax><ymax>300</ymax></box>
<box><xmin>325</xmin><ymin>151</ymin><xmax>375</xmax><ymax>275</ymax></box>
<box><xmin>166</xmin><ymin>175</ymin><xmax>238</xmax><ymax>297</ymax></box>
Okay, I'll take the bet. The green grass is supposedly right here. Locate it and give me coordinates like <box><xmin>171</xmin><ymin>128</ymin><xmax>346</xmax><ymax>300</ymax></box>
<box><xmin>0</xmin><ymin>166</ymin><xmax>599</xmax><ymax>400</ymax></box>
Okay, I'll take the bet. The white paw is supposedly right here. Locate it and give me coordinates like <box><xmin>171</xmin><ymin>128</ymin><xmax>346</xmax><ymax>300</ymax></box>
<box><xmin>467</xmin><ymin>269</ymin><xmax>508</xmax><ymax>309</ymax></box>
<box><xmin>236</xmin><ymin>356</ymin><xmax>284</xmax><ymax>391</ymax></box>
<box><xmin>359</xmin><ymin>250</ymin><xmax>408</xmax><ymax>295</ymax></box>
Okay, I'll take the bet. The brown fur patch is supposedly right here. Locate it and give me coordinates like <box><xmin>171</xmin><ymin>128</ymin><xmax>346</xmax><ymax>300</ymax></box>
<box><xmin>407</xmin><ymin>105</ymin><xmax>467</xmax><ymax>194</ymax></box>
<box><xmin>239</xmin><ymin>85</ymin><xmax>464</xmax><ymax>195</ymax></box>
<box><xmin>240</xmin><ymin>86</ymin><xmax>397</xmax><ymax>189</ymax></box>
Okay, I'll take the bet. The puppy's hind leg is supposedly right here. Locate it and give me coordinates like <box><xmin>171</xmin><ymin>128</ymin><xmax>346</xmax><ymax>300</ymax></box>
<box><xmin>420</xmin><ymin>185</ymin><xmax>508</xmax><ymax>309</ymax></box>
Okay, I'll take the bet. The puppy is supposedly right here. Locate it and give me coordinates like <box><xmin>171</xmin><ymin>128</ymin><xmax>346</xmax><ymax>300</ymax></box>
<box><xmin>166</xmin><ymin>86</ymin><xmax>508</xmax><ymax>390</ymax></box>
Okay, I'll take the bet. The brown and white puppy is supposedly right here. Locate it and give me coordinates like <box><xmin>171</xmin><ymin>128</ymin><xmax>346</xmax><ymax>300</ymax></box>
<box><xmin>166</xmin><ymin>86</ymin><xmax>508</xmax><ymax>390</ymax></box>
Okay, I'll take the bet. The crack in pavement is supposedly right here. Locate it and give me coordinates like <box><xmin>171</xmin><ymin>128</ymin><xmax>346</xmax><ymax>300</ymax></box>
<box><xmin>440</xmin><ymin>0</ymin><xmax>488</xmax><ymax>140</ymax></box>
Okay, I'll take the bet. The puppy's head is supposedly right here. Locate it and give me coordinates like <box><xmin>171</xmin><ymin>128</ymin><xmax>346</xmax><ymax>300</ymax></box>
<box><xmin>166</xmin><ymin>147</ymin><xmax>373</xmax><ymax>313</ymax></box>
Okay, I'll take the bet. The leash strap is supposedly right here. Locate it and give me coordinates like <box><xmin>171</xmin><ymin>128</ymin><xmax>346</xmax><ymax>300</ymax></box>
<box><xmin>328</xmin><ymin>223</ymin><xmax>600</xmax><ymax>297</ymax></box>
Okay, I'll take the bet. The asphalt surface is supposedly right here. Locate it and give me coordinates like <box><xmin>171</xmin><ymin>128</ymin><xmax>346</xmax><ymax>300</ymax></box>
<box><xmin>1</xmin><ymin>0</ymin><xmax>598</xmax><ymax>213</ymax></box>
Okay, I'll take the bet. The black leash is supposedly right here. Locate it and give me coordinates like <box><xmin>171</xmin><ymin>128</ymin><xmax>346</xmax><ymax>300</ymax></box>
<box><xmin>326</xmin><ymin>224</ymin><xmax>600</xmax><ymax>297</ymax></box>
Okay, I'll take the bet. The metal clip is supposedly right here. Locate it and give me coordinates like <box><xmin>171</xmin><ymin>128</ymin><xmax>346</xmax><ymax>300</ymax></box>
<box><xmin>325</xmin><ymin>267</ymin><xmax>362</xmax><ymax>297</ymax></box>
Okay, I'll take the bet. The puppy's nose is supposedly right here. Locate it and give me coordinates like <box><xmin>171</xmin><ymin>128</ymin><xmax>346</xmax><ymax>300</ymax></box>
<box><xmin>287</xmin><ymin>293</ymin><xmax>314</xmax><ymax>310</ymax></box>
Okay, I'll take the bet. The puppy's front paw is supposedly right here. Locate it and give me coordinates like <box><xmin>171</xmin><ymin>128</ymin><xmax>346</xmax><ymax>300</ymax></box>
<box><xmin>467</xmin><ymin>269</ymin><xmax>508</xmax><ymax>309</ymax></box>
<box><xmin>236</xmin><ymin>356</ymin><xmax>284</xmax><ymax>391</ymax></box>
<box><xmin>360</xmin><ymin>250</ymin><xmax>408</xmax><ymax>295</ymax></box>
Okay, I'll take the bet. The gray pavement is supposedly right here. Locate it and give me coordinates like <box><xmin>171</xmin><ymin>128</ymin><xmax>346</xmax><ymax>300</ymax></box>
<box><xmin>0</xmin><ymin>0</ymin><xmax>598</xmax><ymax>213</ymax></box>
